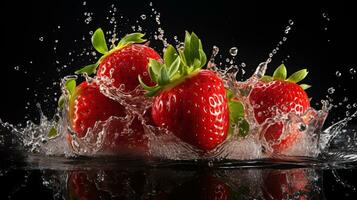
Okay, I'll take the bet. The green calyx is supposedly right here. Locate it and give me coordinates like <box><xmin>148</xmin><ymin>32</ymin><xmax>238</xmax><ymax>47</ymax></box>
<box><xmin>75</xmin><ymin>28</ymin><xmax>147</xmax><ymax>75</ymax></box>
<box><xmin>227</xmin><ymin>90</ymin><xmax>250</xmax><ymax>138</ymax></box>
<box><xmin>58</xmin><ymin>78</ymin><xmax>77</xmax><ymax>109</ymax></box>
<box><xmin>139</xmin><ymin>31</ymin><xmax>207</xmax><ymax>97</ymax></box>
<box><xmin>261</xmin><ymin>64</ymin><xmax>311</xmax><ymax>90</ymax></box>
<box><xmin>48</xmin><ymin>126</ymin><xmax>58</xmax><ymax>138</ymax></box>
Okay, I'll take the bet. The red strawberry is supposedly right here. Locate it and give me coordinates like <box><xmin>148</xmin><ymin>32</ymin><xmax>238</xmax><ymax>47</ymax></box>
<box><xmin>75</xmin><ymin>28</ymin><xmax>161</xmax><ymax>93</ymax></box>
<box><xmin>64</xmin><ymin>80</ymin><xmax>148</xmax><ymax>154</ymax></box>
<box><xmin>140</xmin><ymin>32</ymin><xmax>229</xmax><ymax>151</ymax></box>
<box><xmin>63</xmin><ymin>28</ymin><xmax>161</xmax><ymax>154</ymax></box>
<box><xmin>249</xmin><ymin>64</ymin><xmax>311</xmax><ymax>152</ymax></box>
<box><xmin>262</xmin><ymin>168</ymin><xmax>309</xmax><ymax>200</ymax></box>
<box><xmin>68</xmin><ymin>81</ymin><xmax>125</xmax><ymax>137</ymax></box>
<box><xmin>97</xmin><ymin>44</ymin><xmax>161</xmax><ymax>92</ymax></box>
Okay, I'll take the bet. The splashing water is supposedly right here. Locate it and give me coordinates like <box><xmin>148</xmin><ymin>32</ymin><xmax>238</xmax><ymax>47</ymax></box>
<box><xmin>1</xmin><ymin>2</ymin><xmax>357</xmax><ymax>166</ymax></box>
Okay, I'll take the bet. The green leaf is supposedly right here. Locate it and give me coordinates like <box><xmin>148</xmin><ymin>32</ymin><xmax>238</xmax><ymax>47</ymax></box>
<box><xmin>199</xmin><ymin>49</ymin><xmax>207</xmax><ymax>67</ymax></box>
<box><xmin>189</xmin><ymin>32</ymin><xmax>200</xmax><ymax>63</ymax></box>
<box><xmin>149</xmin><ymin>66</ymin><xmax>158</xmax><ymax>82</ymax></box>
<box><xmin>58</xmin><ymin>95</ymin><xmax>65</xmax><ymax>108</ymax></box>
<box><xmin>228</xmin><ymin>100</ymin><xmax>250</xmax><ymax>138</ymax></box>
<box><xmin>138</xmin><ymin>75</ymin><xmax>155</xmax><ymax>90</ymax></box>
<box><xmin>273</xmin><ymin>64</ymin><xmax>287</xmax><ymax>80</ymax></box>
<box><xmin>168</xmin><ymin>56</ymin><xmax>181</xmax><ymax>77</ymax></box>
<box><xmin>229</xmin><ymin>100</ymin><xmax>245</xmax><ymax>123</ymax></box>
<box><xmin>75</xmin><ymin>63</ymin><xmax>99</xmax><ymax>75</ymax></box>
<box><xmin>158</xmin><ymin>67</ymin><xmax>170</xmax><ymax>85</ymax></box>
<box><xmin>48</xmin><ymin>126</ymin><xmax>58</xmax><ymax>138</ymax></box>
<box><xmin>178</xmin><ymin>49</ymin><xmax>187</xmax><ymax>66</ymax></box>
<box><xmin>149</xmin><ymin>59</ymin><xmax>162</xmax><ymax>75</ymax></box>
<box><xmin>226</xmin><ymin>89</ymin><xmax>234</xmax><ymax>100</ymax></box>
<box><xmin>91</xmin><ymin>28</ymin><xmax>108</xmax><ymax>54</ymax></box>
<box><xmin>193</xmin><ymin>58</ymin><xmax>201</xmax><ymax>70</ymax></box>
<box><xmin>145</xmin><ymin>86</ymin><xmax>162</xmax><ymax>97</ymax></box>
<box><xmin>237</xmin><ymin>118</ymin><xmax>249</xmax><ymax>137</ymax></box>
<box><xmin>164</xmin><ymin>45</ymin><xmax>178</xmax><ymax>67</ymax></box>
<box><xmin>287</xmin><ymin>69</ymin><xmax>308</xmax><ymax>83</ymax></box>
<box><xmin>183</xmin><ymin>31</ymin><xmax>192</xmax><ymax>66</ymax></box>
<box><xmin>117</xmin><ymin>33</ymin><xmax>146</xmax><ymax>48</ymax></box>
<box><xmin>300</xmin><ymin>83</ymin><xmax>311</xmax><ymax>90</ymax></box>
<box><xmin>65</xmin><ymin>79</ymin><xmax>76</xmax><ymax>96</ymax></box>
<box><xmin>261</xmin><ymin>75</ymin><xmax>273</xmax><ymax>82</ymax></box>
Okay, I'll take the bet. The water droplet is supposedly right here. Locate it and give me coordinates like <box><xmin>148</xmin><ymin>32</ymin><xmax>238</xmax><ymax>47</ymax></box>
<box><xmin>285</xmin><ymin>26</ymin><xmax>291</xmax><ymax>34</ymax></box>
<box><xmin>83</xmin><ymin>1</ymin><xmax>86</xmax><ymax>6</ymax></box>
<box><xmin>14</xmin><ymin>66</ymin><xmax>20</xmax><ymax>71</ymax></box>
<box><xmin>299</xmin><ymin>123</ymin><xmax>307</xmax><ymax>131</ymax></box>
<box><xmin>229</xmin><ymin>47</ymin><xmax>238</xmax><ymax>56</ymax></box>
<box><xmin>353</xmin><ymin>103</ymin><xmax>357</xmax><ymax>108</ymax></box>
<box><xmin>212</xmin><ymin>46</ymin><xmax>219</xmax><ymax>57</ymax></box>
<box><xmin>226</xmin><ymin>58</ymin><xmax>230</xmax><ymax>63</ymax></box>
<box><xmin>141</xmin><ymin>14</ymin><xmax>146</xmax><ymax>20</ymax></box>
<box><xmin>282</xmin><ymin>37</ymin><xmax>287</xmax><ymax>41</ymax></box>
<box><xmin>208</xmin><ymin>160</ymin><xmax>214</xmax><ymax>167</ymax></box>
<box><xmin>39</xmin><ymin>37</ymin><xmax>44</xmax><ymax>42</ymax></box>
<box><xmin>241</xmin><ymin>62</ymin><xmax>246</xmax><ymax>68</ymax></box>
<box><xmin>349</xmin><ymin>68</ymin><xmax>356</xmax><ymax>75</ymax></box>
<box><xmin>327</xmin><ymin>87</ymin><xmax>335</xmax><ymax>94</ymax></box>
<box><xmin>288</xmin><ymin>19</ymin><xmax>294</xmax><ymax>25</ymax></box>
<box><xmin>347</xmin><ymin>104</ymin><xmax>352</xmax><ymax>109</ymax></box>
<box><xmin>336</xmin><ymin>71</ymin><xmax>342</xmax><ymax>77</ymax></box>
<box><xmin>322</xmin><ymin>12</ymin><xmax>327</xmax><ymax>18</ymax></box>
<box><xmin>272</xmin><ymin>49</ymin><xmax>277</xmax><ymax>54</ymax></box>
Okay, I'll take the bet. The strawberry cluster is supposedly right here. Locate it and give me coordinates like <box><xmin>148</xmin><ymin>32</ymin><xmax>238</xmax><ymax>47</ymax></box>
<box><xmin>58</xmin><ymin>28</ymin><xmax>311</xmax><ymax>155</ymax></box>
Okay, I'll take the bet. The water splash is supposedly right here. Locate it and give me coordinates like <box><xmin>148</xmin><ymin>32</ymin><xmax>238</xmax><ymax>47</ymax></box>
<box><xmin>1</xmin><ymin>2</ymin><xmax>357</xmax><ymax>165</ymax></box>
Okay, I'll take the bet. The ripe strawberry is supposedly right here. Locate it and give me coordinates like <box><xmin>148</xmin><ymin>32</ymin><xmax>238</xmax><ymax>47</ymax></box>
<box><xmin>63</xmin><ymin>79</ymin><xmax>148</xmax><ymax>154</ymax></box>
<box><xmin>140</xmin><ymin>32</ymin><xmax>229</xmax><ymax>151</ymax></box>
<box><xmin>97</xmin><ymin>44</ymin><xmax>161</xmax><ymax>92</ymax></box>
<box><xmin>249</xmin><ymin>64</ymin><xmax>311</xmax><ymax>152</ymax></box>
<box><xmin>75</xmin><ymin>28</ymin><xmax>161</xmax><ymax>92</ymax></box>
<box><xmin>67</xmin><ymin>80</ymin><xmax>125</xmax><ymax>137</ymax></box>
<box><xmin>61</xmin><ymin>28</ymin><xmax>161</xmax><ymax>154</ymax></box>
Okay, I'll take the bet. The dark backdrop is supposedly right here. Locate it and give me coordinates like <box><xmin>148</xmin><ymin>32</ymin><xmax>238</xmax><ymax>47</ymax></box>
<box><xmin>0</xmin><ymin>0</ymin><xmax>356</xmax><ymax>124</ymax></box>
<box><xmin>0</xmin><ymin>1</ymin><xmax>357</xmax><ymax>199</ymax></box>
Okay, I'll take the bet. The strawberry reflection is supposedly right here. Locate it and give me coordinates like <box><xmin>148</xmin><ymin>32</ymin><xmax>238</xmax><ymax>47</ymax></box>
<box><xmin>66</xmin><ymin>168</ymin><xmax>319</xmax><ymax>200</ymax></box>
<box><xmin>262</xmin><ymin>168</ymin><xmax>312</xmax><ymax>200</ymax></box>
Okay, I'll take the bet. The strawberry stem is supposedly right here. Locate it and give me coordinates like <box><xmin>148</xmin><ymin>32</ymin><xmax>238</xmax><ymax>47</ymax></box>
<box><xmin>75</xmin><ymin>28</ymin><xmax>147</xmax><ymax>76</ymax></box>
<box><xmin>263</xmin><ymin>64</ymin><xmax>311</xmax><ymax>90</ymax></box>
<box><xmin>140</xmin><ymin>31</ymin><xmax>207</xmax><ymax>96</ymax></box>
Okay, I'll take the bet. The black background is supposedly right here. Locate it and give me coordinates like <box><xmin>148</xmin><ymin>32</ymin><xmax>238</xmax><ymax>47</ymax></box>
<box><xmin>0</xmin><ymin>0</ymin><xmax>357</xmax><ymax>199</ymax></box>
<box><xmin>0</xmin><ymin>0</ymin><xmax>356</xmax><ymax>125</ymax></box>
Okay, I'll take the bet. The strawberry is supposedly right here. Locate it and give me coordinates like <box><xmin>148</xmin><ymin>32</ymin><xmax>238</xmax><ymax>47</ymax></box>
<box><xmin>249</xmin><ymin>64</ymin><xmax>311</xmax><ymax>152</ymax></box>
<box><xmin>75</xmin><ymin>28</ymin><xmax>161</xmax><ymax>92</ymax></box>
<box><xmin>139</xmin><ymin>32</ymin><xmax>229</xmax><ymax>151</ymax></box>
<box><xmin>66</xmin><ymin>80</ymin><xmax>125</xmax><ymax>137</ymax></box>
<box><xmin>60</xmin><ymin>28</ymin><xmax>162</xmax><ymax>154</ymax></box>
<box><xmin>63</xmin><ymin>79</ymin><xmax>149</xmax><ymax>154</ymax></box>
<box><xmin>97</xmin><ymin>44</ymin><xmax>161</xmax><ymax>92</ymax></box>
